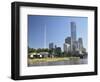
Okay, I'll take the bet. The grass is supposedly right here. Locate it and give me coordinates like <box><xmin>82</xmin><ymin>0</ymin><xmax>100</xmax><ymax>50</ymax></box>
<box><xmin>28</xmin><ymin>57</ymin><xmax>80</xmax><ymax>64</ymax></box>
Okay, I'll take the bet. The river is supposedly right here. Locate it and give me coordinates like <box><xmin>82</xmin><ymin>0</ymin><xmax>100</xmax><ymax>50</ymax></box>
<box><xmin>28</xmin><ymin>58</ymin><xmax>88</xmax><ymax>67</ymax></box>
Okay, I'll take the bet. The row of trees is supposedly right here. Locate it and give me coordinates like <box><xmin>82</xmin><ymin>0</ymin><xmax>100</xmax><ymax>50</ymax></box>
<box><xmin>28</xmin><ymin>47</ymin><xmax>50</xmax><ymax>53</ymax></box>
<box><xmin>28</xmin><ymin>47</ymin><xmax>60</xmax><ymax>55</ymax></box>
<box><xmin>28</xmin><ymin>47</ymin><xmax>73</xmax><ymax>57</ymax></box>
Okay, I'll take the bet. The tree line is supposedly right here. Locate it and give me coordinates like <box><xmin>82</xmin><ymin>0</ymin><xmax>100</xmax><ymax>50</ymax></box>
<box><xmin>28</xmin><ymin>47</ymin><xmax>73</xmax><ymax>57</ymax></box>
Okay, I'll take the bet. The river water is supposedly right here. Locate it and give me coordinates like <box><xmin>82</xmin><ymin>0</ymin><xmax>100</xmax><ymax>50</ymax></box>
<box><xmin>28</xmin><ymin>58</ymin><xmax>88</xmax><ymax>67</ymax></box>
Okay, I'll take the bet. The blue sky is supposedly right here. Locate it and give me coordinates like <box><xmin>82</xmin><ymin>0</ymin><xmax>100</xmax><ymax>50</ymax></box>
<box><xmin>28</xmin><ymin>15</ymin><xmax>88</xmax><ymax>51</ymax></box>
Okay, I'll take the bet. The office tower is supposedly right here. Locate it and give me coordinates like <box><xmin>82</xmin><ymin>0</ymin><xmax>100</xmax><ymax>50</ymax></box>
<box><xmin>55</xmin><ymin>45</ymin><xmax>57</xmax><ymax>49</ymax></box>
<box><xmin>78</xmin><ymin>38</ymin><xmax>83</xmax><ymax>52</ymax></box>
<box><xmin>65</xmin><ymin>37</ymin><xmax>71</xmax><ymax>44</ymax></box>
<box><xmin>49</xmin><ymin>43</ymin><xmax>54</xmax><ymax>49</ymax></box>
<box><xmin>74</xmin><ymin>41</ymin><xmax>78</xmax><ymax>51</ymax></box>
<box><xmin>71</xmin><ymin>22</ymin><xmax>76</xmax><ymax>52</ymax></box>
<box><xmin>63</xmin><ymin>43</ymin><xmax>70</xmax><ymax>53</ymax></box>
<box><xmin>56</xmin><ymin>47</ymin><xmax>61</xmax><ymax>52</ymax></box>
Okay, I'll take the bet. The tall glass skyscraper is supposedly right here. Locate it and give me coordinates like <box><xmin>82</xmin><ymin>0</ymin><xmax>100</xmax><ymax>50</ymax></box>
<box><xmin>71</xmin><ymin>22</ymin><xmax>76</xmax><ymax>52</ymax></box>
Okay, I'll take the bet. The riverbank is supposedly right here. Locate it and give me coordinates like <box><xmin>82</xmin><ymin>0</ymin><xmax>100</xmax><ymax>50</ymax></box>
<box><xmin>28</xmin><ymin>57</ymin><xmax>80</xmax><ymax>65</ymax></box>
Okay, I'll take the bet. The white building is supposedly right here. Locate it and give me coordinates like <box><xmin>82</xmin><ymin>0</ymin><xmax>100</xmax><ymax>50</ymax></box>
<box><xmin>39</xmin><ymin>52</ymin><xmax>49</xmax><ymax>58</ymax></box>
<box><xmin>28</xmin><ymin>52</ymin><xmax>49</xmax><ymax>58</ymax></box>
<box><xmin>63</xmin><ymin>43</ymin><xmax>71</xmax><ymax>53</ymax></box>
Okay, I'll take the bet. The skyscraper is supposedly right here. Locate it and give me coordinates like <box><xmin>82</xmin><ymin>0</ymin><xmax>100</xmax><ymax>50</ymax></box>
<box><xmin>74</xmin><ymin>41</ymin><xmax>78</xmax><ymax>51</ymax></box>
<box><xmin>64</xmin><ymin>37</ymin><xmax>71</xmax><ymax>53</ymax></box>
<box><xmin>78</xmin><ymin>38</ymin><xmax>83</xmax><ymax>52</ymax></box>
<box><xmin>49</xmin><ymin>43</ymin><xmax>54</xmax><ymax>49</ymax></box>
<box><xmin>65</xmin><ymin>37</ymin><xmax>71</xmax><ymax>44</ymax></box>
<box><xmin>71</xmin><ymin>22</ymin><xmax>76</xmax><ymax>41</ymax></box>
<box><xmin>71</xmin><ymin>22</ymin><xmax>76</xmax><ymax>52</ymax></box>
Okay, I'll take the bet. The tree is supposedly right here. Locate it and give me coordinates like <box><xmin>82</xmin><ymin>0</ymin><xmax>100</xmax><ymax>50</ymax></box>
<box><xmin>44</xmin><ymin>48</ymin><xmax>49</xmax><ymax>52</ymax></box>
<box><xmin>36</xmin><ymin>48</ymin><xmax>41</xmax><ymax>53</ymax></box>
<box><xmin>55</xmin><ymin>47</ymin><xmax>62</xmax><ymax>57</ymax></box>
<box><xmin>48</xmin><ymin>49</ymin><xmax>53</xmax><ymax>54</ymax></box>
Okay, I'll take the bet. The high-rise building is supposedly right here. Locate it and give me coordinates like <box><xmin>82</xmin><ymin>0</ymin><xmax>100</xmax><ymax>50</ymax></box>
<box><xmin>63</xmin><ymin>43</ymin><xmax>70</xmax><ymax>53</ymax></box>
<box><xmin>71</xmin><ymin>22</ymin><xmax>76</xmax><ymax>52</ymax></box>
<box><xmin>74</xmin><ymin>41</ymin><xmax>78</xmax><ymax>51</ymax></box>
<box><xmin>55</xmin><ymin>45</ymin><xmax>57</xmax><ymax>49</ymax></box>
<box><xmin>65</xmin><ymin>37</ymin><xmax>71</xmax><ymax>44</ymax></box>
<box><xmin>49</xmin><ymin>43</ymin><xmax>54</xmax><ymax>49</ymax></box>
<box><xmin>71</xmin><ymin>22</ymin><xmax>76</xmax><ymax>42</ymax></box>
<box><xmin>78</xmin><ymin>38</ymin><xmax>83</xmax><ymax>52</ymax></box>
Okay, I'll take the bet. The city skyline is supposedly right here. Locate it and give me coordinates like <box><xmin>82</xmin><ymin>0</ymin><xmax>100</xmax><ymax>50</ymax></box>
<box><xmin>28</xmin><ymin>15</ymin><xmax>88</xmax><ymax>51</ymax></box>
